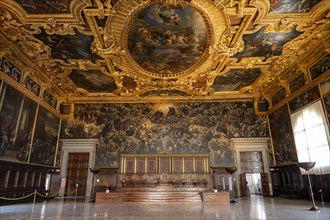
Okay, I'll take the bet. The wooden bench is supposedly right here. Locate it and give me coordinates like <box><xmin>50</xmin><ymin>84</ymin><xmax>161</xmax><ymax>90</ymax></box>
<box><xmin>121</xmin><ymin>179</ymin><xmax>159</xmax><ymax>187</ymax></box>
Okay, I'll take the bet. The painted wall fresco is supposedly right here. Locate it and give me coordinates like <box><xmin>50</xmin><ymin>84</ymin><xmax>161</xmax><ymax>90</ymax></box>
<box><xmin>212</xmin><ymin>68</ymin><xmax>262</xmax><ymax>92</ymax></box>
<box><xmin>309</xmin><ymin>54</ymin><xmax>330</xmax><ymax>80</ymax></box>
<box><xmin>34</xmin><ymin>29</ymin><xmax>102</xmax><ymax>62</ymax></box>
<box><xmin>268</xmin><ymin>105</ymin><xmax>297</xmax><ymax>165</ymax></box>
<box><xmin>233</xmin><ymin>27</ymin><xmax>302</xmax><ymax>60</ymax></box>
<box><xmin>267</xmin><ymin>139</ymin><xmax>275</xmax><ymax>166</ymax></box>
<box><xmin>0</xmin><ymin>57</ymin><xmax>22</xmax><ymax>83</ymax></box>
<box><xmin>269</xmin><ymin>0</ymin><xmax>323</xmax><ymax>14</ymax></box>
<box><xmin>69</xmin><ymin>70</ymin><xmax>117</xmax><ymax>93</ymax></box>
<box><xmin>24</xmin><ymin>76</ymin><xmax>41</xmax><ymax>97</ymax></box>
<box><xmin>14</xmin><ymin>0</ymin><xmax>71</xmax><ymax>14</ymax></box>
<box><xmin>289</xmin><ymin>72</ymin><xmax>305</xmax><ymax>94</ymax></box>
<box><xmin>61</xmin><ymin>102</ymin><xmax>269</xmax><ymax>167</ymax></box>
<box><xmin>320</xmin><ymin>76</ymin><xmax>330</xmax><ymax>125</ymax></box>
<box><xmin>16</xmin><ymin>97</ymin><xmax>38</xmax><ymax>162</ymax></box>
<box><xmin>0</xmin><ymin>82</ymin><xmax>60</xmax><ymax>165</ymax></box>
<box><xmin>43</xmin><ymin>90</ymin><xmax>57</xmax><ymax>109</ymax></box>
<box><xmin>289</xmin><ymin>85</ymin><xmax>321</xmax><ymax>113</ymax></box>
<box><xmin>127</xmin><ymin>3</ymin><xmax>208</xmax><ymax>75</ymax></box>
<box><xmin>0</xmin><ymin>85</ymin><xmax>23</xmax><ymax>160</ymax></box>
<box><xmin>271</xmin><ymin>88</ymin><xmax>286</xmax><ymax>106</ymax></box>
<box><xmin>29</xmin><ymin>106</ymin><xmax>60</xmax><ymax>166</ymax></box>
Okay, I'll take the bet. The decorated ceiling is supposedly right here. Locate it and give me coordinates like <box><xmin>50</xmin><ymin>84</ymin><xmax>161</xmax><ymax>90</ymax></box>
<box><xmin>0</xmin><ymin>0</ymin><xmax>329</xmax><ymax>108</ymax></box>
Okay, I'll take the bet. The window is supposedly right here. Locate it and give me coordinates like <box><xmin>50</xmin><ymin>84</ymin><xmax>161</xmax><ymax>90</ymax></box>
<box><xmin>290</xmin><ymin>100</ymin><xmax>330</xmax><ymax>174</ymax></box>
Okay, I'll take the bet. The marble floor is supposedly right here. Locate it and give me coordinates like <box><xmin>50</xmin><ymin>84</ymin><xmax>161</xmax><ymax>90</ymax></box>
<box><xmin>0</xmin><ymin>196</ymin><xmax>329</xmax><ymax>220</ymax></box>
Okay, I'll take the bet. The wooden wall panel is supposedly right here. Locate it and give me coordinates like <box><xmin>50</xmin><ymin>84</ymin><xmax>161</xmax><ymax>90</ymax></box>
<box><xmin>120</xmin><ymin>154</ymin><xmax>209</xmax><ymax>178</ymax></box>
<box><xmin>195</xmin><ymin>158</ymin><xmax>204</xmax><ymax>174</ymax></box>
<box><xmin>136</xmin><ymin>158</ymin><xmax>145</xmax><ymax>174</ymax></box>
<box><xmin>184</xmin><ymin>158</ymin><xmax>193</xmax><ymax>174</ymax></box>
<box><xmin>173</xmin><ymin>157</ymin><xmax>183</xmax><ymax>174</ymax></box>
<box><xmin>147</xmin><ymin>157</ymin><xmax>156</xmax><ymax>174</ymax></box>
<box><xmin>160</xmin><ymin>158</ymin><xmax>170</xmax><ymax>173</ymax></box>
<box><xmin>126</xmin><ymin>158</ymin><xmax>135</xmax><ymax>174</ymax></box>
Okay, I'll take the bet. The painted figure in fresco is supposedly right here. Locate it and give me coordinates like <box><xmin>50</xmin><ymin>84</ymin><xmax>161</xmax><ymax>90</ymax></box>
<box><xmin>0</xmin><ymin>113</ymin><xmax>11</xmax><ymax>155</ymax></box>
<box><xmin>128</xmin><ymin>3</ymin><xmax>207</xmax><ymax>74</ymax></box>
<box><xmin>270</xmin><ymin>0</ymin><xmax>322</xmax><ymax>13</ymax></box>
<box><xmin>0</xmin><ymin>131</ymin><xmax>9</xmax><ymax>155</ymax></box>
<box><xmin>310</xmin><ymin>55</ymin><xmax>330</xmax><ymax>80</ymax></box>
<box><xmin>17</xmin><ymin>132</ymin><xmax>31</xmax><ymax>162</ymax></box>
<box><xmin>15</xmin><ymin>0</ymin><xmax>69</xmax><ymax>13</ymax></box>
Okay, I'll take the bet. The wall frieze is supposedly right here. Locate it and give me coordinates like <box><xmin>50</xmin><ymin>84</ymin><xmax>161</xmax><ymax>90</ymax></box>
<box><xmin>230</xmin><ymin>137</ymin><xmax>270</xmax><ymax>143</ymax></box>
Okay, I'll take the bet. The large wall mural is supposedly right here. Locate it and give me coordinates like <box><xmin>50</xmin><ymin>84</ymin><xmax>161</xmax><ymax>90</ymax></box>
<box><xmin>320</xmin><ymin>76</ymin><xmax>330</xmax><ymax>126</ymax></box>
<box><xmin>61</xmin><ymin>102</ymin><xmax>269</xmax><ymax>167</ymax></box>
<box><xmin>0</xmin><ymin>81</ymin><xmax>60</xmax><ymax>165</ymax></box>
<box><xmin>127</xmin><ymin>3</ymin><xmax>208</xmax><ymax>75</ymax></box>
<box><xmin>268</xmin><ymin>105</ymin><xmax>297</xmax><ymax>165</ymax></box>
<box><xmin>16</xmin><ymin>97</ymin><xmax>38</xmax><ymax>162</ymax></box>
<box><xmin>0</xmin><ymin>85</ymin><xmax>23</xmax><ymax>159</ymax></box>
<box><xmin>29</xmin><ymin>106</ymin><xmax>60</xmax><ymax>166</ymax></box>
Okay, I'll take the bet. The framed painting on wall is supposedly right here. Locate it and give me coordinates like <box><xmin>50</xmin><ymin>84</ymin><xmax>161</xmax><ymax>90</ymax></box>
<box><xmin>320</xmin><ymin>76</ymin><xmax>330</xmax><ymax>124</ymax></box>
<box><xmin>25</xmin><ymin>76</ymin><xmax>41</xmax><ymax>97</ymax></box>
<box><xmin>29</xmin><ymin>106</ymin><xmax>60</xmax><ymax>166</ymax></box>
<box><xmin>309</xmin><ymin>54</ymin><xmax>330</xmax><ymax>80</ymax></box>
<box><xmin>0</xmin><ymin>57</ymin><xmax>22</xmax><ymax>83</ymax></box>
<box><xmin>0</xmin><ymin>84</ymin><xmax>23</xmax><ymax>157</ymax></box>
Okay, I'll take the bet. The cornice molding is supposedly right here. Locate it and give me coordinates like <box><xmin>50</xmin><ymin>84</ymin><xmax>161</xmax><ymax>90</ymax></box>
<box><xmin>60</xmin><ymin>139</ymin><xmax>98</xmax><ymax>144</ymax></box>
<box><xmin>230</xmin><ymin>137</ymin><xmax>270</xmax><ymax>143</ymax></box>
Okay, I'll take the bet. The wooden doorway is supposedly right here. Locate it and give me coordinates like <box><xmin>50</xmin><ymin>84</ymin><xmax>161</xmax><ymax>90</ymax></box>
<box><xmin>239</xmin><ymin>151</ymin><xmax>270</xmax><ymax>197</ymax></box>
<box><xmin>66</xmin><ymin>153</ymin><xmax>89</xmax><ymax>197</ymax></box>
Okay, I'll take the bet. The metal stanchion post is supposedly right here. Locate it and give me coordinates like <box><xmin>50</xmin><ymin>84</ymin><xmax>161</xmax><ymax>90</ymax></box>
<box><xmin>33</xmin><ymin>190</ymin><xmax>37</xmax><ymax>204</ymax></box>
<box><xmin>297</xmin><ymin>162</ymin><xmax>319</xmax><ymax>211</ymax></box>
<box><xmin>226</xmin><ymin>167</ymin><xmax>237</xmax><ymax>203</ymax></box>
<box><xmin>75</xmin><ymin>184</ymin><xmax>78</xmax><ymax>199</ymax></box>
<box><xmin>212</xmin><ymin>170</ymin><xmax>216</xmax><ymax>190</ymax></box>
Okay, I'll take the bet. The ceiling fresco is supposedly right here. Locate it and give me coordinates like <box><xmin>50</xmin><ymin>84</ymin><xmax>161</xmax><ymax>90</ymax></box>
<box><xmin>269</xmin><ymin>0</ymin><xmax>323</xmax><ymax>13</ymax></box>
<box><xmin>212</xmin><ymin>68</ymin><xmax>262</xmax><ymax>92</ymax></box>
<box><xmin>14</xmin><ymin>0</ymin><xmax>71</xmax><ymax>14</ymax></box>
<box><xmin>68</xmin><ymin>70</ymin><xmax>117</xmax><ymax>93</ymax></box>
<box><xmin>233</xmin><ymin>26</ymin><xmax>302</xmax><ymax>60</ymax></box>
<box><xmin>34</xmin><ymin>29</ymin><xmax>102</xmax><ymax>62</ymax></box>
<box><xmin>127</xmin><ymin>2</ymin><xmax>208</xmax><ymax>76</ymax></box>
<box><xmin>0</xmin><ymin>0</ymin><xmax>329</xmax><ymax>110</ymax></box>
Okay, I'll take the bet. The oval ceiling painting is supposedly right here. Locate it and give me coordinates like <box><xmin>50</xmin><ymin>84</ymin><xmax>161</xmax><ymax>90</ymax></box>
<box><xmin>127</xmin><ymin>3</ymin><xmax>209</xmax><ymax>77</ymax></box>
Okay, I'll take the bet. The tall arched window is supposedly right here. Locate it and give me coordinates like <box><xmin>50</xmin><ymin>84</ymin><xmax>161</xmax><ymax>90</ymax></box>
<box><xmin>290</xmin><ymin>100</ymin><xmax>330</xmax><ymax>174</ymax></box>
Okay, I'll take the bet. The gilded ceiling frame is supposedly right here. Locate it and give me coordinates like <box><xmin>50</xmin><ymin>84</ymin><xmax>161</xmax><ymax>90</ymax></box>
<box><xmin>0</xmin><ymin>0</ymin><xmax>329</xmax><ymax>109</ymax></box>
